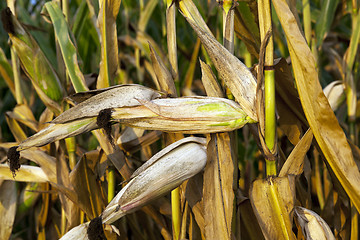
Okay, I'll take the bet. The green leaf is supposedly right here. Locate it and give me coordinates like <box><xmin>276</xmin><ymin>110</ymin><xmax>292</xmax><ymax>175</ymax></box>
<box><xmin>44</xmin><ymin>1</ymin><xmax>88</xmax><ymax>93</ymax></box>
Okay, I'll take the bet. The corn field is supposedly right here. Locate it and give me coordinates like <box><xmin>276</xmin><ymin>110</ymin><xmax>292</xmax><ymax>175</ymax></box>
<box><xmin>0</xmin><ymin>0</ymin><xmax>359</xmax><ymax>239</ymax></box>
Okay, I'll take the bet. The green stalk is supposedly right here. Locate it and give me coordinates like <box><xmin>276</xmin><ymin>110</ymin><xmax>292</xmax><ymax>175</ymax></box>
<box><xmin>302</xmin><ymin>0</ymin><xmax>311</xmax><ymax>46</ymax></box>
<box><xmin>258</xmin><ymin>0</ymin><xmax>276</xmax><ymax>176</ymax></box>
<box><xmin>107</xmin><ymin>167</ymin><xmax>115</xmax><ymax>203</ymax></box>
<box><xmin>166</xmin><ymin>1</ymin><xmax>181</xmax><ymax>237</ymax></box>
<box><xmin>347</xmin><ymin>4</ymin><xmax>359</xmax><ymax>240</ymax></box>
<box><xmin>171</xmin><ymin>187</ymin><xmax>181</xmax><ymax>240</ymax></box>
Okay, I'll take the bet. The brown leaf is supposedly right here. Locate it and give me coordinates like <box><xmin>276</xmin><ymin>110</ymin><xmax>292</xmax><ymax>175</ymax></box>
<box><xmin>250</xmin><ymin>176</ymin><xmax>296</xmax><ymax>240</ymax></box>
<box><xmin>279</xmin><ymin>129</ymin><xmax>313</xmax><ymax>177</ymax></box>
<box><xmin>273</xmin><ymin>0</ymin><xmax>360</xmax><ymax>212</ymax></box>
<box><xmin>185</xmin><ymin>17</ymin><xmax>258</xmax><ymax>121</ymax></box>
<box><xmin>97</xmin><ymin>0</ymin><xmax>121</xmax><ymax>88</ymax></box>
<box><xmin>0</xmin><ymin>181</ymin><xmax>17</xmax><ymax>240</ymax></box>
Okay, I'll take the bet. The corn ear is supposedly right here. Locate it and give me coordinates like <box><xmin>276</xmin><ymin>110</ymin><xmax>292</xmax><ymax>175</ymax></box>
<box><xmin>52</xmin><ymin>84</ymin><xmax>161</xmax><ymax>123</ymax></box>
<box><xmin>60</xmin><ymin>137</ymin><xmax>207</xmax><ymax>240</ymax></box>
<box><xmin>323</xmin><ymin>81</ymin><xmax>345</xmax><ymax>111</ymax></box>
<box><xmin>101</xmin><ymin>137</ymin><xmax>207</xmax><ymax>224</ymax></box>
<box><xmin>294</xmin><ymin>206</ymin><xmax>335</xmax><ymax>240</ymax></box>
<box><xmin>114</xmin><ymin>96</ymin><xmax>254</xmax><ymax>133</ymax></box>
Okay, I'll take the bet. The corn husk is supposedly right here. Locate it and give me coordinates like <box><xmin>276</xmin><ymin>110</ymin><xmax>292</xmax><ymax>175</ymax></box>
<box><xmin>52</xmin><ymin>84</ymin><xmax>161</xmax><ymax>123</ymax></box>
<box><xmin>102</xmin><ymin>137</ymin><xmax>207</xmax><ymax>223</ymax></box>
<box><xmin>323</xmin><ymin>80</ymin><xmax>345</xmax><ymax>111</ymax></box>
<box><xmin>113</xmin><ymin>96</ymin><xmax>254</xmax><ymax>133</ymax></box>
<box><xmin>294</xmin><ymin>206</ymin><xmax>335</xmax><ymax>240</ymax></box>
<box><xmin>60</xmin><ymin>137</ymin><xmax>207</xmax><ymax>239</ymax></box>
<box><xmin>17</xmin><ymin>118</ymin><xmax>97</xmax><ymax>151</ymax></box>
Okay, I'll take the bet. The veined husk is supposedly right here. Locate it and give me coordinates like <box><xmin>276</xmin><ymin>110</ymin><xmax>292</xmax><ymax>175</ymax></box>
<box><xmin>113</xmin><ymin>96</ymin><xmax>254</xmax><ymax>133</ymax></box>
<box><xmin>16</xmin><ymin>94</ymin><xmax>251</xmax><ymax>151</ymax></box>
<box><xmin>17</xmin><ymin>118</ymin><xmax>97</xmax><ymax>151</ymax></box>
<box><xmin>294</xmin><ymin>206</ymin><xmax>335</xmax><ymax>240</ymax></box>
<box><xmin>60</xmin><ymin>137</ymin><xmax>207</xmax><ymax>239</ymax></box>
<box><xmin>53</xmin><ymin>84</ymin><xmax>162</xmax><ymax>123</ymax></box>
<box><xmin>323</xmin><ymin>81</ymin><xmax>345</xmax><ymax>111</ymax></box>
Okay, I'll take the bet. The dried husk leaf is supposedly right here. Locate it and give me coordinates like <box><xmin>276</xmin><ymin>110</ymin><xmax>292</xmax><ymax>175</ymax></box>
<box><xmin>115</xmin><ymin>96</ymin><xmax>253</xmax><ymax>133</ymax></box>
<box><xmin>250</xmin><ymin>176</ymin><xmax>296</xmax><ymax>240</ymax></box>
<box><xmin>5</xmin><ymin>112</ymin><xmax>27</xmax><ymax>142</ymax></box>
<box><xmin>200</xmin><ymin>52</ymin><xmax>236</xmax><ymax>239</ymax></box>
<box><xmin>0</xmin><ymin>164</ymin><xmax>50</xmax><ymax>182</ymax></box>
<box><xmin>69</xmin><ymin>155</ymin><xmax>107</xmax><ymax>218</ymax></box>
<box><xmin>200</xmin><ymin>59</ymin><xmax>225</xmax><ymax>98</ymax></box>
<box><xmin>101</xmin><ymin>137</ymin><xmax>207</xmax><ymax>224</ymax></box>
<box><xmin>323</xmin><ymin>81</ymin><xmax>345</xmax><ymax>111</ymax></box>
<box><xmin>272</xmin><ymin>0</ymin><xmax>360</xmax><ymax>212</ymax></box>
<box><xmin>203</xmin><ymin>134</ymin><xmax>235</xmax><ymax>240</ymax></box>
<box><xmin>279</xmin><ymin>129</ymin><xmax>313</xmax><ymax>177</ymax></box>
<box><xmin>17</xmin><ymin>118</ymin><xmax>97</xmax><ymax>151</ymax></box>
<box><xmin>149</xmin><ymin>43</ymin><xmax>177</xmax><ymax>95</ymax></box>
<box><xmin>97</xmin><ymin>0</ymin><xmax>121</xmax><ymax>88</ymax></box>
<box><xmin>177</xmin><ymin>0</ymin><xmax>213</xmax><ymax>35</ymax></box>
<box><xmin>0</xmin><ymin>181</ymin><xmax>17</xmax><ymax>240</ymax></box>
<box><xmin>294</xmin><ymin>206</ymin><xmax>335</xmax><ymax>240</ymax></box>
<box><xmin>7</xmin><ymin>104</ymin><xmax>38</xmax><ymax>132</ymax></box>
<box><xmin>234</xmin><ymin>3</ymin><xmax>261</xmax><ymax>57</ymax></box>
<box><xmin>184</xmin><ymin>17</ymin><xmax>258</xmax><ymax>121</ymax></box>
<box><xmin>20</xmin><ymin>149</ymin><xmax>57</xmax><ymax>183</ymax></box>
<box><xmin>52</xmin><ymin>84</ymin><xmax>161</xmax><ymax>123</ymax></box>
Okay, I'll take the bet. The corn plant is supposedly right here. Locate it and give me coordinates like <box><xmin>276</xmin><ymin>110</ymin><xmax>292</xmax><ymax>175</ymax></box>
<box><xmin>0</xmin><ymin>0</ymin><xmax>359</xmax><ymax>239</ymax></box>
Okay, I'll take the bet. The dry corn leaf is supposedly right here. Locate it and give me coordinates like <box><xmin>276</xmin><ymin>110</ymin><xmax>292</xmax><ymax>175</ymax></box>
<box><xmin>238</xmin><ymin>196</ymin><xmax>265</xmax><ymax>240</ymax></box>
<box><xmin>250</xmin><ymin>176</ymin><xmax>296</xmax><ymax>240</ymax></box>
<box><xmin>149</xmin><ymin>43</ymin><xmax>177</xmax><ymax>95</ymax></box>
<box><xmin>70</xmin><ymin>154</ymin><xmax>107</xmax><ymax>218</ymax></box>
<box><xmin>0</xmin><ymin>181</ymin><xmax>17</xmax><ymax>240</ymax></box>
<box><xmin>323</xmin><ymin>81</ymin><xmax>345</xmax><ymax>111</ymax></box>
<box><xmin>272</xmin><ymin>0</ymin><xmax>360</xmax><ymax>212</ymax></box>
<box><xmin>203</xmin><ymin>134</ymin><xmax>236</xmax><ymax>240</ymax></box>
<box><xmin>0</xmin><ymin>47</ymin><xmax>15</xmax><ymax>97</ymax></box>
<box><xmin>0</xmin><ymin>164</ymin><xmax>50</xmax><ymax>182</ymax></box>
<box><xmin>200</xmin><ymin>54</ymin><xmax>236</xmax><ymax>239</ymax></box>
<box><xmin>20</xmin><ymin>149</ymin><xmax>57</xmax><ymax>183</ymax></box>
<box><xmin>166</xmin><ymin>1</ymin><xmax>178</xmax><ymax>80</ymax></box>
<box><xmin>200</xmin><ymin>59</ymin><xmax>225</xmax><ymax>98</ymax></box>
<box><xmin>97</xmin><ymin>0</ymin><xmax>121</xmax><ymax>88</ymax></box>
<box><xmin>5</xmin><ymin>112</ymin><xmax>27</xmax><ymax>142</ymax></box>
<box><xmin>294</xmin><ymin>206</ymin><xmax>335</xmax><ymax>240</ymax></box>
<box><xmin>279</xmin><ymin>129</ymin><xmax>313</xmax><ymax>177</ymax></box>
<box><xmin>234</xmin><ymin>3</ymin><xmax>260</xmax><ymax>57</ymax></box>
<box><xmin>8</xmin><ymin>104</ymin><xmax>38</xmax><ymax>131</ymax></box>
<box><xmin>185</xmin><ymin>17</ymin><xmax>258</xmax><ymax>121</ymax></box>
